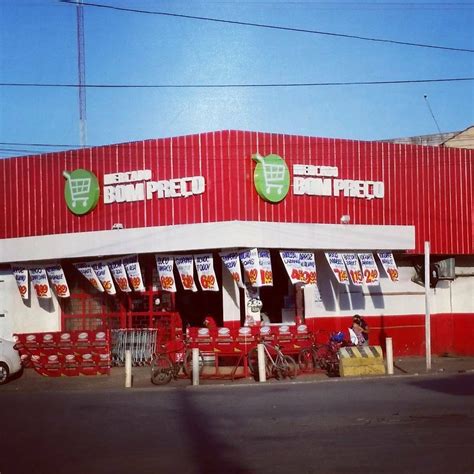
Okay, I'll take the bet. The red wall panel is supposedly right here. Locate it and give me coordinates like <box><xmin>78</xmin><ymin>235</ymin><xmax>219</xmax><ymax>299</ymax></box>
<box><xmin>302</xmin><ymin>313</ymin><xmax>474</xmax><ymax>356</ymax></box>
<box><xmin>1</xmin><ymin>130</ymin><xmax>472</xmax><ymax>255</ymax></box>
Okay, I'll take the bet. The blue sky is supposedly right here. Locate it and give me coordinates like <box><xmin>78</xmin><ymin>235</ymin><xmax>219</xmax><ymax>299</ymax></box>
<box><xmin>0</xmin><ymin>0</ymin><xmax>473</xmax><ymax>157</ymax></box>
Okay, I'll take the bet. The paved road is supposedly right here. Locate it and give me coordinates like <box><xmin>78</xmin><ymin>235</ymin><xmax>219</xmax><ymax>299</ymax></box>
<box><xmin>1</xmin><ymin>373</ymin><xmax>473</xmax><ymax>474</ymax></box>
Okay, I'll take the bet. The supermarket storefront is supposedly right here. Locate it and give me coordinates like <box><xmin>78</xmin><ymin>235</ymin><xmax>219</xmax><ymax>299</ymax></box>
<box><xmin>0</xmin><ymin>130</ymin><xmax>472</xmax><ymax>355</ymax></box>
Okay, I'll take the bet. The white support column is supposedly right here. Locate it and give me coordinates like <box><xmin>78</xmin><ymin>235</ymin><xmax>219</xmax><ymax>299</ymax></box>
<box><xmin>257</xmin><ymin>343</ymin><xmax>266</xmax><ymax>383</ymax></box>
<box><xmin>386</xmin><ymin>337</ymin><xmax>394</xmax><ymax>375</ymax></box>
<box><xmin>192</xmin><ymin>348</ymin><xmax>200</xmax><ymax>386</ymax></box>
<box><xmin>125</xmin><ymin>349</ymin><xmax>132</xmax><ymax>388</ymax></box>
<box><xmin>424</xmin><ymin>241</ymin><xmax>432</xmax><ymax>371</ymax></box>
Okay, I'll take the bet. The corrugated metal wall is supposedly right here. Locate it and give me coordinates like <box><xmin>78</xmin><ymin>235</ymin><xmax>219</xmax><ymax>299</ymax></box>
<box><xmin>1</xmin><ymin>130</ymin><xmax>472</xmax><ymax>255</ymax></box>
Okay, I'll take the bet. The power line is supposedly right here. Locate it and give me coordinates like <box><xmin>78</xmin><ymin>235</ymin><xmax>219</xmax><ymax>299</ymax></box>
<box><xmin>59</xmin><ymin>0</ymin><xmax>474</xmax><ymax>53</ymax></box>
<box><xmin>0</xmin><ymin>142</ymin><xmax>82</xmax><ymax>148</ymax></box>
<box><xmin>1</xmin><ymin>77</ymin><xmax>473</xmax><ymax>89</ymax></box>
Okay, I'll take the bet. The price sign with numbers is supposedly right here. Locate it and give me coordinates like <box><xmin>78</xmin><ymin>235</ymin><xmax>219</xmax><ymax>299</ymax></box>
<box><xmin>358</xmin><ymin>253</ymin><xmax>380</xmax><ymax>286</ymax></box>
<box><xmin>377</xmin><ymin>252</ymin><xmax>399</xmax><ymax>282</ymax></box>
<box><xmin>325</xmin><ymin>252</ymin><xmax>349</xmax><ymax>285</ymax></box>
<box><xmin>342</xmin><ymin>253</ymin><xmax>363</xmax><ymax>286</ymax></box>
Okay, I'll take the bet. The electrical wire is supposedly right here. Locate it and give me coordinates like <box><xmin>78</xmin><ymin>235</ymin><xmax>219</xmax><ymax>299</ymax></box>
<box><xmin>1</xmin><ymin>77</ymin><xmax>473</xmax><ymax>89</ymax></box>
<box><xmin>58</xmin><ymin>0</ymin><xmax>474</xmax><ymax>53</ymax></box>
<box><xmin>0</xmin><ymin>142</ymin><xmax>82</xmax><ymax>148</ymax></box>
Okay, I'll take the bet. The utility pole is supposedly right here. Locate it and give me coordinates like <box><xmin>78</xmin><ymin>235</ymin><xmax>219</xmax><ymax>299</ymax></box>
<box><xmin>76</xmin><ymin>0</ymin><xmax>87</xmax><ymax>147</ymax></box>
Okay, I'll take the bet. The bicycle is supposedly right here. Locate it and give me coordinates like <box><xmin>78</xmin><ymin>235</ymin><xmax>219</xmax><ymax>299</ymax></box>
<box><xmin>151</xmin><ymin>340</ymin><xmax>204</xmax><ymax>385</ymax></box>
<box><xmin>247</xmin><ymin>339</ymin><xmax>297</xmax><ymax>381</ymax></box>
<box><xmin>298</xmin><ymin>331</ymin><xmax>349</xmax><ymax>377</ymax></box>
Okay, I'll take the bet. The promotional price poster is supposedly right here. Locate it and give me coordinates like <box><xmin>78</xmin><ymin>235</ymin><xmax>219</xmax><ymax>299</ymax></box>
<box><xmin>280</xmin><ymin>251</ymin><xmax>317</xmax><ymax>285</ymax></box>
<box><xmin>11</xmin><ymin>266</ymin><xmax>29</xmax><ymax>300</ymax></box>
<box><xmin>342</xmin><ymin>253</ymin><xmax>363</xmax><ymax>286</ymax></box>
<box><xmin>240</xmin><ymin>248</ymin><xmax>261</xmax><ymax>287</ymax></box>
<box><xmin>91</xmin><ymin>261</ymin><xmax>116</xmax><ymax>295</ymax></box>
<box><xmin>194</xmin><ymin>253</ymin><xmax>219</xmax><ymax>292</ymax></box>
<box><xmin>108</xmin><ymin>259</ymin><xmax>132</xmax><ymax>292</ymax></box>
<box><xmin>325</xmin><ymin>252</ymin><xmax>349</xmax><ymax>285</ymax></box>
<box><xmin>123</xmin><ymin>255</ymin><xmax>146</xmax><ymax>292</ymax></box>
<box><xmin>74</xmin><ymin>263</ymin><xmax>105</xmax><ymax>293</ymax></box>
<box><xmin>280</xmin><ymin>251</ymin><xmax>302</xmax><ymax>284</ymax></box>
<box><xmin>155</xmin><ymin>255</ymin><xmax>177</xmax><ymax>292</ymax></box>
<box><xmin>175</xmin><ymin>255</ymin><xmax>198</xmax><ymax>292</ymax></box>
<box><xmin>298</xmin><ymin>252</ymin><xmax>317</xmax><ymax>285</ymax></box>
<box><xmin>220</xmin><ymin>251</ymin><xmax>245</xmax><ymax>288</ymax></box>
<box><xmin>258</xmin><ymin>249</ymin><xmax>273</xmax><ymax>286</ymax></box>
<box><xmin>29</xmin><ymin>267</ymin><xmax>52</xmax><ymax>298</ymax></box>
<box><xmin>358</xmin><ymin>253</ymin><xmax>380</xmax><ymax>286</ymax></box>
<box><xmin>45</xmin><ymin>264</ymin><xmax>70</xmax><ymax>298</ymax></box>
<box><xmin>377</xmin><ymin>252</ymin><xmax>399</xmax><ymax>282</ymax></box>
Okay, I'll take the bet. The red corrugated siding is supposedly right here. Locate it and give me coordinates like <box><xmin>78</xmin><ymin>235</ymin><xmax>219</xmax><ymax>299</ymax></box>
<box><xmin>1</xmin><ymin>130</ymin><xmax>472</xmax><ymax>255</ymax></box>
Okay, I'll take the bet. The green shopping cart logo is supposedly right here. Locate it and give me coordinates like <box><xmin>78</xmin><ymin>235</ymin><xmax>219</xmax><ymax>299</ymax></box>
<box><xmin>252</xmin><ymin>153</ymin><xmax>290</xmax><ymax>203</ymax></box>
<box><xmin>63</xmin><ymin>169</ymin><xmax>100</xmax><ymax>215</ymax></box>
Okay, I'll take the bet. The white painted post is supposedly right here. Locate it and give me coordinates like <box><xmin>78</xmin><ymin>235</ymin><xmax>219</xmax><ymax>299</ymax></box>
<box><xmin>386</xmin><ymin>337</ymin><xmax>394</xmax><ymax>375</ymax></box>
<box><xmin>257</xmin><ymin>343</ymin><xmax>266</xmax><ymax>382</ymax></box>
<box><xmin>125</xmin><ymin>349</ymin><xmax>132</xmax><ymax>388</ymax></box>
<box><xmin>425</xmin><ymin>241</ymin><xmax>432</xmax><ymax>371</ymax></box>
<box><xmin>192</xmin><ymin>348</ymin><xmax>200</xmax><ymax>386</ymax></box>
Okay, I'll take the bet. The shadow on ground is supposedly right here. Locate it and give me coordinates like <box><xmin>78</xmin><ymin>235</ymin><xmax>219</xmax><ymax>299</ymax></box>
<box><xmin>409</xmin><ymin>373</ymin><xmax>474</xmax><ymax>396</ymax></box>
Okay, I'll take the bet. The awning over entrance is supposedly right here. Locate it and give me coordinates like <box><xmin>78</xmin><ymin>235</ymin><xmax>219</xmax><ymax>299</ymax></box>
<box><xmin>0</xmin><ymin>221</ymin><xmax>415</xmax><ymax>264</ymax></box>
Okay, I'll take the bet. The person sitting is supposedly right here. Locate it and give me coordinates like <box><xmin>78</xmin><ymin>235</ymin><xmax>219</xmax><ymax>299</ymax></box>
<box><xmin>348</xmin><ymin>315</ymin><xmax>369</xmax><ymax>346</ymax></box>
<box><xmin>354</xmin><ymin>314</ymin><xmax>369</xmax><ymax>342</ymax></box>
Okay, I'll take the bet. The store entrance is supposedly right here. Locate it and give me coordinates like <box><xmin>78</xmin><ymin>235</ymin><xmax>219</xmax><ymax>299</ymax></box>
<box><xmin>175</xmin><ymin>289</ymin><xmax>223</xmax><ymax>328</ymax></box>
<box><xmin>240</xmin><ymin>250</ymin><xmax>298</xmax><ymax>325</ymax></box>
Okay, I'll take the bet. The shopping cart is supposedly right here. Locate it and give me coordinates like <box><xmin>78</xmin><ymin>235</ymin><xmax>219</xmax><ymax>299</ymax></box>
<box><xmin>253</xmin><ymin>154</ymin><xmax>287</xmax><ymax>195</ymax></box>
<box><xmin>63</xmin><ymin>171</ymin><xmax>91</xmax><ymax>208</ymax></box>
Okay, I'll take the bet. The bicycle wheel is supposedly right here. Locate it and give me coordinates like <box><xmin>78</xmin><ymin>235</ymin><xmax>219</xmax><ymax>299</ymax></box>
<box><xmin>279</xmin><ymin>355</ymin><xmax>297</xmax><ymax>379</ymax></box>
<box><xmin>327</xmin><ymin>352</ymin><xmax>341</xmax><ymax>377</ymax></box>
<box><xmin>298</xmin><ymin>348</ymin><xmax>316</xmax><ymax>372</ymax></box>
<box><xmin>315</xmin><ymin>344</ymin><xmax>339</xmax><ymax>376</ymax></box>
<box><xmin>314</xmin><ymin>344</ymin><xmax>332</xmax><ymax>371</ymax></box>
<box><xmin>183</xmin><ymin>350</ymin><xmax>204</xmax><ymax>376</ymax></box>
<box><xmin>151</xmin><ymin>355</ymin><xmax>173</xmax><ymax>385</ymax></box>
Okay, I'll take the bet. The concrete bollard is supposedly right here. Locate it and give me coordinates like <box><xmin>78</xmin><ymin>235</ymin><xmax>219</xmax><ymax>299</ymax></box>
<box><xmin>125</xmin><ymin>349</ymin><xmax>132</xmax><ymax>388</ymax></box>
<box><xmin>192</xmin><ymin>348</ymin><xmax>200</xmax><ymax>386</ymax></box>
<box><xmin>257</xmin><ymin>343</ymin><xmax>266</xmax><ymax>382</ymax></box>
<box><xmin>386</xmin><ymin>337</ymin><xmax>394</xmax><ymax>375</ymax></box>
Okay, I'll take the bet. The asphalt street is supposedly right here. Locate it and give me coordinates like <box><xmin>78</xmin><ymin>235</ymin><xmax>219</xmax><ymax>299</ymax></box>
<box><xmin>1</xmin><ymin>373</ymin><xmax>473</xmax><ymax>474</ymax></box>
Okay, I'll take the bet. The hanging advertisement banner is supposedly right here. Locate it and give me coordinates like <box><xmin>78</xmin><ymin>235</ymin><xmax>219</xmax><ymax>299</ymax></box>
<box><xmin>108</xmin><ymin>259</ymin><xmax>131</xmax><ymax>293</ymax></box>
<box><xmin>377</xmin><ymin>252</ymin><xmax>399</xmax><ymax>282</ymax></box>
<box><xmin>220</xmin><ymin>251</ymin><xmax>245</xmax><ymax>288</ymax></box>
<box><xmin>298</xmin><ymin>252</ymin><xmax>317</xmax><ymax>285</ymax></box>
<box><xmin>240</xmin><ymin>248</ymin><xmax>261</xmax><ymax>287</ymax></box>
<box><xmin>123</xmin><ymin>255</ymin><xmax>146</xmax><ymax>292</ymax></box>
<box><xmin>29</xmin><ymin>267</ymin><xmax>52</xmax><ymax>298</ymax></box>
<box><xmin>342</xmin><ymin>253</ymin><xmax>363</xmax><ymax>286</ymax></box>
<box><xmin>358</xmin><ymin>253</ymin><xmax>380</xmax><ymax>286</ymax></box>
<box><xmin>194</xmin><ymin>253</ymin><xmax>219</xmax><ymax>291</ymax></box>
<box><xmin>91</xmin><ymin>261</ymin><xmax>116</xmax><ymax>295</ymax></box>
<box><xmin>175</xmin><ymin>255</ymin><xmax>198</xmax><ymax>292</ymax></box>
<box><xmin>280</xmin><ymin>251</ymin><xmax>302</xmax><ymax>284</ymax></box>
<box><xmin>45</xmin><ymin>264</ymin><xmax>70</xmax><ymax>298</ymax></box>
<box><xmin>74</xmin><ymin>263</ymin><xmax>105</xmax><ymax>293</ymax></box>
<box><xmin>155</xmin><ymin>255</ymin><xmax>176</xmax><ymax>292</ymax></box>
<box><xmin>11</xmin><ymin>266</ymin><xmax>29</xmax><ymax>300</ymax></box>
<box><xmin>325</xmin><ymin>252</ymin><xmax>350</xmax><ymax>285</ymax></box>
<box><xmin>258</xmin><ymin>249</ymin><xmax>273</xmax><ymax>286</ymax></box>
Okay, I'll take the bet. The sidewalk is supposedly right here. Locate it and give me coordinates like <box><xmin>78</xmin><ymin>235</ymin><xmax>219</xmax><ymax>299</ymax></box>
<box><xmin>2</xmin><ymin>355</ymin><xmax>473</xmax><ymax>393</ymax></box>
